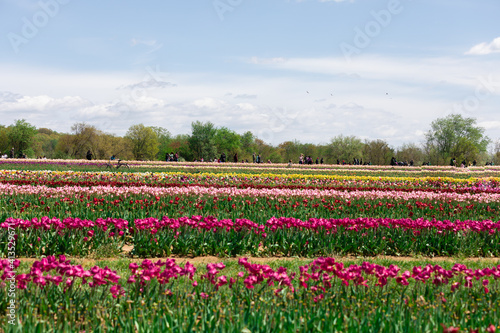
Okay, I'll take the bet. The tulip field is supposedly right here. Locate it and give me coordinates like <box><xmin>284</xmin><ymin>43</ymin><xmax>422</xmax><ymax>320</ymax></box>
<box><xmin>1</xmin><ymin>159</ymin><xmax>500</xmax><ymax>332</ymax></box>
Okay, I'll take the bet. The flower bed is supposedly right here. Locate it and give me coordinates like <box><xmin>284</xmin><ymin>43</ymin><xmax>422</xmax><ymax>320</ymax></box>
<box><xmin>1</xmin><ymin>160</ymin><xmax>500</xmax><ymax>331</ymax></box>
<box><xmin>1</xmin><ymin>256</ymin><xmax>499</xmax><ymax>332</ymax></box>
<box><xmin>2</xmin><ymin>216</ymin><xmax>499</xmax><ymax>257</ymax></box>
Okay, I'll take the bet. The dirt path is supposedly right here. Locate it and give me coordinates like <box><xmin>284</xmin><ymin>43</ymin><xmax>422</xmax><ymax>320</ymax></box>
<box><xmin>12</xmin><ymin>255</ymin><xmax>500</xmax><ymax>267</ymax></box>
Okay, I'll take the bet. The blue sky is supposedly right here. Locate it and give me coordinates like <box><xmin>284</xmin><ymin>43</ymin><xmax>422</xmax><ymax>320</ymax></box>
<box><xmin>1</xmin><ymin>0</ymin><xmax>499</xmax><ymax>149</ymax></box>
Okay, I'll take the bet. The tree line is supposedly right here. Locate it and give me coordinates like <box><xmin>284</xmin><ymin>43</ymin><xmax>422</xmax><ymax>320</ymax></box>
<box><xmin>1</xmin><ymin>114</ymin><xmax>498</xmax><ymax>166</ymax></box>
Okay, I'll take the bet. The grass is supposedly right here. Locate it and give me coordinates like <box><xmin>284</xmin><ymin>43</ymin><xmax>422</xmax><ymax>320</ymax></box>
<box><xmin>1</xmin><ymin>160</ymin><xmax>500</xmax><ymax>332</ymax></box>
<box><xmin>3</xmin><ymin>256</ymin><xmax>500</xmax><ymax>333</ymax></box>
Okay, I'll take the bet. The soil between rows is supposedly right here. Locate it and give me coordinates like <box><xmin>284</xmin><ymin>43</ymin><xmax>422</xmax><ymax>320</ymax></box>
<box><xmin>12</xmin><ymin>255</ymin><xmax>500</xmax><ymax>267</ymax></box>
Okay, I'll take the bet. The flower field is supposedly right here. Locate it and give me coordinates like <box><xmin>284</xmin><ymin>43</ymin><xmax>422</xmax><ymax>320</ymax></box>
<box><xmin>1</xmin><ymin>159</ymin><xmax>500</xmax><ymax>332</ymax></box>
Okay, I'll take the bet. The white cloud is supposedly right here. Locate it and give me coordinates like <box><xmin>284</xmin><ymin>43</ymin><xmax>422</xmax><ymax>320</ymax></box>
<box><xmin>415</xmin><ymin>130</ymin><xmax>425</xmax><ymax>137</ymax></box>
<box><xmin>478</xmin><ymin>121</ymin><xmax>500</xmax><ymax>130</ymax></box>
<box><xmin>77</xmin><ymin>104</ymin><xmax>120</xmax><ymax>119</ymax></box>
<box><xmin>248</xmin><ymin>55</ymin><xmax>500</xmax><ymax>90</ymax></box>
<box><xmin>234</xmin><ymin>94</ymin><xmax>257</xmax><ymax>99</ymax></box>
<box><xmin>250</xmin><ymin>57</ymin><xmax>286</xmax><ymax>65</ymax></box>
<box><xmin>0</xmin><ymin>93</ymin><xmax>91</xmax><ymax>113</ymax></box>
<box><xmin>1</xmin><ymin>56</ymin><xmax>499</xmax><ymax>146</ymax></box>
<box><xmin>118</xmin><ymin>78</ymin><xmax>177</xmax><ymax>90</ymax></box>
<box><xmin>193</xmin><ymin>98</ymin><xmax>226</xmax><ymax>109</ymax></box>
<box><xmin>340</xmin><ymin>102</ymin><xmax>364</xmax><ymax>110</ymax></box>
<box><xmin>236</xmin><ymin>103</ymin><xmax>256</xmax><ymax>111</ymax></box>
<box><xmin>466</xmin><ymin>37</ymin><xmax>500</xmax><ymax>55</ymax></box>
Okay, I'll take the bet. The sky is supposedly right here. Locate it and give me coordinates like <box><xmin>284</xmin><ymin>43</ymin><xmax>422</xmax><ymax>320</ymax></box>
<box><xmin>0</xmin><ymin>0</ymin><xmax>499</xmax><ymax>149</ymax></box>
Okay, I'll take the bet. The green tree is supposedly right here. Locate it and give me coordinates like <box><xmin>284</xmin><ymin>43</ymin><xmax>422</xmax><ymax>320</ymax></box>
<box><xmin>214</xmin><ymin>127</ymin><xmax>241</xmax><ymax>158</ymax></box>
<box><xmin>32</xmin><ymin>128</ymin><xmax>60</xmax><ymax>158</ymax></box>
<box><xmin>70</xmin><ymin>122</ymin><xmax>101</xmax><ymax>159</ymax></box>
<box><xmin>302</xmin><ymin>143</ymin><xmax>319</xmax><ymax>161</ymax></box>
<box><xmin>54</xmin><ymin>134</ymin><xmax>74</xmax><ymax>159</ymax></box>
<box><xmin>253</xmin><ymin>138</ymin><xmax>282</xmax><ymax>163</ymax></box>
<box><xmin>363</xmin><ymin>139</ymin><xmax>394</xmax><ymax>165</ymax></box>
<box><xmin>167</xmin><ymin>134</ymin><xmax>193</xmax><ymax>162</ymax></box>
<box><xmin>125</xmin><ymin>124</ymin><xmax>159</xmax><ymax>160</ymax></box>
<box><xmin>94</xmin><ymin>134</ymin><xmax>134</xmax><ymax>160</ymax></box>
<box><xmin>0</xmin><ymin>125</ymin><xmax>10</xmax><ymax>155</ymax></box>
<box><xmin>396</xmin><ymin>143</ymin><xmax>424</xmax><ymax>165</ymax></box>
<box><xmin>188</xmin><ymin>121</ymin><xmax>217</xmax><ymax>161</ymax></box>
<box><xmin>316</xmin><ymin>144</ymin><xmax>330</xmax><ymax>164</ymax></box>
<box><xmin>493</xmin><ymin>140</ymin><xmax>500</xmax><ymax>165</ymax></box>
<box><xmin>425</xmin><ymin>114</ymin><xmax>490</xmax><ymax>164</ymax></box>
<box><xmin>239</xmin><ymin>131</ymin><xmax>256</xmax><ymax>161</ymax></box>
<box><xmin>8</xmin><ymin>119</ymin><xmax>37</xmax><ymax>157</ymax></box>
<box><xmin>278</xmin><ymin>140</ymin><xmax>302</xmax><ymax>163</ymax></box>
<box><xmin>150</xmin><ymin>127</ymin><xmax>171</xmax><ymax>161</ymax></box>
<box><xmin>450</xmin><ymin>137</ymin><xmax>479</xmax><ymax>165</ymax></box>
<box><xmin>326</xmin><ymin>135</ymin><xmax>364</xmax><ymax>164</ymax></box>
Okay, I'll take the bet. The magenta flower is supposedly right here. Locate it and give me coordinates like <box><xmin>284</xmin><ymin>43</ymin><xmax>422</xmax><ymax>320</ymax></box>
<box><xmin>183</xmin><ymin>262</ymin><xmax>197</xmax><ymax>280</ymax></box>
<box><xmin>217</xmin><ymin>275</ymin><xmax>228</xmax><ymax>287</ymax></box>
<box><xmin>51</xmin><ymin>276</ymin><xmax>63</xmax><ymax>286</ymax></box>
<box><xmin>451</xmin><ymin>282</ymin><xmax>461</xmax><ymax>292</ymax></box>
<box><xmin>129</xmin><ymin>263</ymin><xmax>139</xmax><ymax>273</ymax></box>
<box><xmin>110</xmin><ymin>284</ymin><xmax>124</xmax><ymax>298</ymax></box>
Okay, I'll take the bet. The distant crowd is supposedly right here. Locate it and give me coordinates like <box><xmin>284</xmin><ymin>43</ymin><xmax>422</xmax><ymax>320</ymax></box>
<box><xmin>6</xmin><ymin>146</ymin><xmax>495</xmax><ymax>167</ymax></box>
<box><xmin>166</xmin><ymin>152</ymin><xmax>179</xmax><ymax>162</ymax></box>
<box><xmin>448</xmin><ymin>157</ymin><xmax>495</xmax><ymax>167</ymax></box>
<box><xmin>189</xmin><ymin>153</ymin><xmax>496</xmax><ymax>167</ymax></box>
<box><xmin>0</xmin><ymin>148</ymin><xmax>27</xmax><ymax>159</ymax></box>
<box><xmin>298</xmin><ymin>154</ymin><xmax>324</xmax><ymax>165</ymax></box>
<box><xmin>336</xmin><ymin>158</ymin><xmax>371</xmax><ymax>166</ymax></box>
<box><xmin>391</xmin><ymin>157</ymin><xmax>414</xmax><ymax>166</ymax></box>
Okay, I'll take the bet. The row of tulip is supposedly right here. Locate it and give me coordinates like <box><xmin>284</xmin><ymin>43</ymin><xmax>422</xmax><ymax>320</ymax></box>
<box><xmin>2</xmin><ymin>158</ymin><xmax>500</xmax><ymax>178</ymax></box>
<box><xmin>5</xmin><ymin>179</ymin><xmax>500</xmax><ymax>197</ymax></box>
<box><xmin>2</xmin><ymin>169</ymin><xmax>500</xmax><ymax>193</ymax></box>
<box><xmin>3</xmin><ymin>158</ymin><xmax>500</xmax><ymax>171</ymax></box>
<box><xmin>2</xmin><ymin>188</ymin><xmax>499</xmax><ymax>223</ymax></box>
<box><xmin>4</xmin><ymin>215</ymin><xmax>499</xmax><ymax>234</ymax></box>
<box><xmin>3</xmin><ymin>168</ymin><xmax>500</xmax><ymax>185</ymax></box>
<box><xmin>1</xmin><ymin>256</ymin><xmax>499</xmax><ymax>331</ymax></box>
<box><xmin>2</xmin><ymin>216</ymin><xmax>499</xmax><ymax>257</ymax></box>
<box><xmin>2</xmin><ymin>255</ymin><xmax>500</xmax><ymax>298</ymax></box>
<box><xmin>2</xmin><ymin>183</ymin><xmax>500</xmax><ymax>202</ymax></box>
